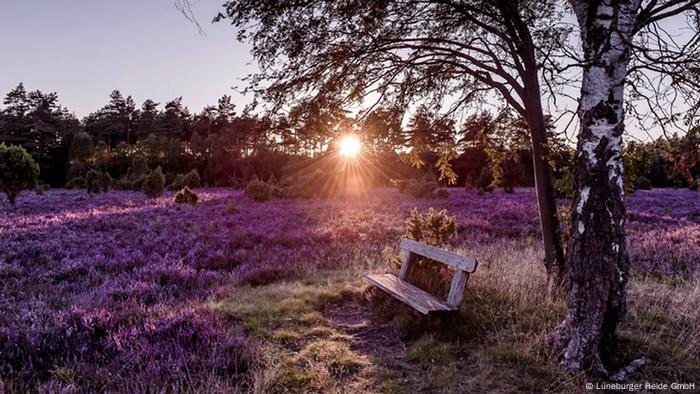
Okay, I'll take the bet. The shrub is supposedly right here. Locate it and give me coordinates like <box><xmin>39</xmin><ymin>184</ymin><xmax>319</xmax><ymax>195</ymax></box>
<box><xmin>34</xmin><ymin>183</ymin><xmax>49</xmax><ymax>196</ymax></box>
<box><xmin>168</xmin><ymin>173</ymin><xmax>186</xmax><ymax>191</ymax></box>
<box><xmin>65</xmin><ymin>177</ymin><xmax>86</xmax><ymax>189</ymax></box>
<box><xmin>130</xmin><ymin>154</ymin><xmax>149</xmax><ymax>178</ymax></box>
<box><xmin>636</xmin><ymin>176</ymin><xmax>652</xmax><ymax>190</ymax></box>
<box><xmin>475</xmin><ymin>166</ymin><xmax>494</xmax><ymax>193</ymax></box>
<box><xmin>405</xmin><ymin>207</ymin><xmax>456</xmax><ymax>247</ymax></box>
<box><xmin>85</xmin><ymin>170</ymin><xmax>101</xmax><ymax>194</ymax></box>
<box><xmin>433</xmin><ymin>188</ymin><xmax>449</xmax><ymax>199</ymax></box>
<box><xmin>554</xmin><ymin>177</ymin><xmax>574</xmax><ymax>199</ymax></box>
<box><xmin>142</xmin><ymin>167</ymin><xmax>165</xmax><ymax>198</ymax></box>
<box><xmin>277</xmin><ymin>171</ymin><xmax>325</xmax><ymax>199</ymax></box>
<box><xmin>689</xmin><ymin>179</ymin><xmax>698</xmax><ymax>191</ymax></box>
<box><xmin>183</xmin><ymin>169</ymin><xmax>201</xmax><ymax>188</ymax></box>
<box><xmin>401</xmin><ymin>208</ymin><xmax>457</xmax><ymax>299</ymax></box>
<box><xmin>245</xmin><ymin>179</ymin><xmax>273</xmax><ymax>202</ymax></box>
<box><xmin>404</xmin><ymin>179</ymin><xmax>437</xmax><ymax>198</ymax></box>
<box><xmin>0</xmin><ymin>144</ymin><xmax>40</xmax><ymax>205</ymax></box>
<box><xmin>174</xmin><ymin>186</ymin><xmax>198</xmax><ymax>205</ymax></box>
<box><xmin>99</xmin><ymin>171</ymin><xmax>112</xmax><ymax>192</ymax></box>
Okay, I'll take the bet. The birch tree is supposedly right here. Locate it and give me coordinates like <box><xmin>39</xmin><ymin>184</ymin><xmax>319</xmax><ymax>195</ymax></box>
<box><xmin>552</xmin><ymin>0</ymin><xmax>700</xmax><ymax>376</ymax></box>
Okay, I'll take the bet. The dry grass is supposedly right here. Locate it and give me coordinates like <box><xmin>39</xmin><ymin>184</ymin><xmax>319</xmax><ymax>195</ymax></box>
<box><xmin>208</xmin><ymin>237</ymin><xmax>698</xmax><ymax>393</ymax></box>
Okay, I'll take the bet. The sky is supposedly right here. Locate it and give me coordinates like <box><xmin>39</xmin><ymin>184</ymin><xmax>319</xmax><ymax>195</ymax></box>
<box><xmin>0</xmin><ymin>0</ymin><xmax>254</xmax><ymax>117</ymax></box>
<box><xmin>0</xmin><ymin>1</ymin><xmax>690</xmax><ymax>141</ymax></box>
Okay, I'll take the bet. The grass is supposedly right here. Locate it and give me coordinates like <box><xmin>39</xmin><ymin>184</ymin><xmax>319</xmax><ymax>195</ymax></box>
<box><xmin>204</xmin><ymin>237</ymin><xmax>698</xmax><ymax>393</ymax></box>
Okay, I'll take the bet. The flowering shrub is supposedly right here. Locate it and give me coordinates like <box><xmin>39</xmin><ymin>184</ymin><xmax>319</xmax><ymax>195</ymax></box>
<box><xmin>0</xmin><ymin>187</ymin><xmax>698</xmax><ymax>389</ymax></box>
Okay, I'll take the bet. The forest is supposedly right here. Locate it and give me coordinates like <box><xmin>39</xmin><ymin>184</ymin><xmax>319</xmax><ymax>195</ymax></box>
<box><xmin>2</xmin><ymin>82</ymin><xmax>698</xmax><ymax>199</ymax></box>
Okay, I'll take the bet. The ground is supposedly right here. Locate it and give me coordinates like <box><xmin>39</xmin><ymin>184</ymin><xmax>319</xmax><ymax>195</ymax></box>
<box><xmin>0</xmin><ymin>188</ymin><xmax>698</xmax><ymax>392</ymax></box>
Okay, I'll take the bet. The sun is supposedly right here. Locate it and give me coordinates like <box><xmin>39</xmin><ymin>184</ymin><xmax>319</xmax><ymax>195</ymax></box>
<box><xmin>338</xmin><ymin>135</ymin><xmax>362</xmax><ymax>157</ymax></box>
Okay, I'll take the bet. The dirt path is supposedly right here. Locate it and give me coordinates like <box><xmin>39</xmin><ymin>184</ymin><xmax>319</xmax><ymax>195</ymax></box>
<box><xmin>324</xmin><ymin>302</ymin><xmax>407</xmax><ymax>369</ymax></box>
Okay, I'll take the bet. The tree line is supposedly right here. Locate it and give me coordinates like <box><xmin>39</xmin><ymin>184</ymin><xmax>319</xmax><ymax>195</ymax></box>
<box><xmin>1</xmin><ymin>82</ymin><xmax>697</xmax><ymax>197</ymax></box>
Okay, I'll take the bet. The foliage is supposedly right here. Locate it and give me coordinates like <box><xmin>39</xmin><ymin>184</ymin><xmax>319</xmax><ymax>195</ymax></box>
<box><xmin>34</xmin><ymin>183</ymin><xmax>49</xmax><ymax>196</ymax></box>
<box><xmin>174</xmin><ymin>186</ymin><xmax>198</xmax><ymax>205</ymax></box>
<box><xmin>0</xmin><ymin>143</ymin><xmax>40</xmax><ymax>205</ymax></box>
<box><xmin>85</xmin><ymin>170</ymin><xmax>101</xmax><ymax>194</ymax></box>
<box><xmin>142</xmin><ymin>167</ymin><xmax>165</xmax><ymax>198</ymax></box>
<box><xmin>183</xmin><ymin>169</ymin><xmax>201</xmax><ymax>189</ymax></box>
<box><xmin>69</xmin><ymin>132</ymin><xmax>95</xmax><ymax>165</ymax></box>
<box><xmin>65</xmin><ymin>177</ymin><xmax>85</xmax><ymax>189</ymax></box>
<box><xmin>401</xmin><ymin>207</ymin><xmax>457</xmax><ymax>299</ymax></box>
<box><xmin>636</xmin><ymin>176</ymin><xmax>652</xmax><ymax>190</ymax></box>
<box><xmin>554</xmin><ymin>168</ymin><xmax>575</xmax><ymax>199</ymax></box>
<box><xmin>245</xmin><ymin>178</ymin><xmax>273</xmax><ymax>202</ymax></box>
<box><xmin>404</xmin><ymin>208</ymin><xmax>456</xmax><ymax>248</ymax></box>
<box><xmin>624</xmin><ymin>141</ymin><xmax>655</xmax><ymax>193</ymax></box>
<box><xmin>476</xmin><ymin>166</ymin><xmax>494</xmax><ymax>194</ymax></box>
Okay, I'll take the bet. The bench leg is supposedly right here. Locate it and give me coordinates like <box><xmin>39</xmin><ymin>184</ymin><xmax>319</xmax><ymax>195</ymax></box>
<box><xmin>398</xmin><ymin>250</ymin><xmax>413</xmax><ymax>280</ymax></box>
<box><xmin>446</xmin><ymin>271</ymin><xmax>469</xmax><ymax>307</ymax></box>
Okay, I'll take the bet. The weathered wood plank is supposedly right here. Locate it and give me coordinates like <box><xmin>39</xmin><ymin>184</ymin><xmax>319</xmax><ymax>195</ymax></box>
<box><xmin>446</xmin><ymin>270</ymin><xmax>469</xmax><ymax>307</ymax></box>
<box><xmin>400</xmin><ymin>238</ymin><xmax>478</xmax><ymax>272</ymax></box>
<box><xmin>367</xmin><ymin>273</ymin><xmax>456</xmax><ymax>315</ymax></box>
<box><xmin>398</xmin><ymin>249</ymin><xmax>412</xmax><ymax>280</ymax></box>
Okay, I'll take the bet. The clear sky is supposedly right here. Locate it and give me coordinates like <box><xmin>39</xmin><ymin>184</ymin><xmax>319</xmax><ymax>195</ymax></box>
<box><xmin>0</xmin><ymin>0</ymin><xmax>254</xmax><ymax>117</ymax></box>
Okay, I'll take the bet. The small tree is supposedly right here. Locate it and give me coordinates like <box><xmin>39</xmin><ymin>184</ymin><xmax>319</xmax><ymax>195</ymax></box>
<box><xmin>0</xmin><ymin>144</ymin><xmax>40</xmax><ymax>205</ymax></box>
<box><xmin>142</xmin><ymin>167</ymin><xmax>165</xmax><ymax>198</ymax></box>
<box><xmin>85</xmin><ymin>170</ymin><xmax>99</xmax><ymax>194</ymax></box>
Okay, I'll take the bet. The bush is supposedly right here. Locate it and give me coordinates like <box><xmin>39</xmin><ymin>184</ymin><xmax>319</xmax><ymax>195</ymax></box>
<box><xmin>35</xmin><ymin>183</ymin><xmax>49</xmax><ymax>196</ymax></box>
<box><xmin>168</xmin><ymin>169</ymin><xmax>201</xmax><ymax>191</ymax></box>
<box><xmin>183</xmin><ymin>169</ymin><xmax>201</xmax><ymax>188</ymax></box>
<box><xmin>636</xmin><ymin>176</ymin><xmax>652</xmax><ymax>190</ymax></box>
<box><xmin>475</xmin><ymin>166</ymin><xmax>494</xmax><ymax>194</ymax></box>
<box><xmin>99</xmin><ymin>171</ymin><xmax>112</xmax><ymax>192</ymax></box>
<box><xmin>85</xmin><ymin>170</ymin><xmax>101</xmax><ymax>194</ymax></box>
<box><xmin>168</xmin><ymin>173</ymin><xmax>186</xmax><ymax>191</ymax></box>
<box><xmin>690</xmin><ymin>179</ymin><xmax>698</xmax><ymax>191</ymax></box>
<box><xmin>0</xmin><ymin>143</ymin><xmax>40</xmax><ymax>205</ymax></box>
<box><xmin>277</xmin><ymin>171</ymin><xmax>325</xmax><ymax>199</ymax></box>
<box><xmin>65</xmin><ymin>177</ymin><xmax>86</xmax><ymax>189</ymax></box>
<box><xmin>142</xmin><ymin>167</ymin><xmax>165</xmax><ymax>198</ymax></box>
<box><xmin>401</xmin><ymin>208</ymin><xmax>457</xmax><ymax>300</ymax></box>
<box><xmin>405</xmin><ymin>208</ymin><xmax>456</xmax><ymax>247</ymax></box>
<box><xmin>245</xmin><ymin>179</ymin><xmax>273</xmax><ymax>202</ymax></box>
<box><xmin>174</xmin><ymin>186</ymin><xmax>198</xmax><ymax>205</ymax></box>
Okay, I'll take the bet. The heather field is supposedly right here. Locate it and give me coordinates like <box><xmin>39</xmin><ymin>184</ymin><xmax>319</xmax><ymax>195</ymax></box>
<box><xmin>1</xmin><ymin>188</ymin><xmax>699</xmax><ymax>392</ymax></box>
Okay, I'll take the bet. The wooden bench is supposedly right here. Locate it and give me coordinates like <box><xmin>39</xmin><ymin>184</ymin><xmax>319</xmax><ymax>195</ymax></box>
<box><xmin>367</xmin><ymin>238</ymin><xmax>478</xmax><ymax>315</ymax></box>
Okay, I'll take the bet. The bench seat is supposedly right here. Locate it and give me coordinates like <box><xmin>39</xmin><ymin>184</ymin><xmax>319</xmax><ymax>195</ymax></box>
<box><xmin>367</xmin><ymin>273</ymin><xmax>457</xmax><ymax>315</ymax></box>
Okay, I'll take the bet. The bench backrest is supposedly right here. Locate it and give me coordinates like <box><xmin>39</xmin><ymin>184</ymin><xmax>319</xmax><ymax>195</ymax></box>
<box><xmin>398</xmin><ymin>238</ymin><xmax>478</xmax><ymax>307</ymax></box>
<box><xmin>399</xmin><ymin>238</ymin><xmax>478</xmax><ymax>272</ymax></box>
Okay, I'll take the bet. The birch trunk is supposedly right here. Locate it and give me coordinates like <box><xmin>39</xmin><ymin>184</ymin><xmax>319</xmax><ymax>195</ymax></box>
<box><xmin>555</xmin><ymin>0</ymin><xmax>640</xmax><ymax>375</ymax></box>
